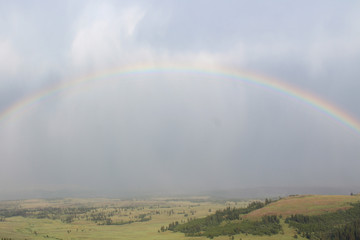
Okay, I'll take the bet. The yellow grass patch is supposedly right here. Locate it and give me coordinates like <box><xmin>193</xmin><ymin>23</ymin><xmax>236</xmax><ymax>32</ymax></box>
<box><xmin>245</xmin><ymin>195</ymin><xmax>360</xmax><ymax>220</ymax></box>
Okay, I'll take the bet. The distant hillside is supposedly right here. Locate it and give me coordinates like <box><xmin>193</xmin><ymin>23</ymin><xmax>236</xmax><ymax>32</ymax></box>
<box><xmin>1</xmin><ymin>186</ymin><xmax>359</xmax><ymax>200</ymax></box>
<box><xmin>168</xmin><ymin>194</ymin><xmax>360</xmax><ymax>239</ymax></box>
<box><xmin>245</xmin><ymin>194</ymin><xmax>360</xmax><ymax>219</ymax></box>
<box><xmin>207</xmin><ymin>186</ymin><xmax>360</xmax><ymax>199</ymax></box>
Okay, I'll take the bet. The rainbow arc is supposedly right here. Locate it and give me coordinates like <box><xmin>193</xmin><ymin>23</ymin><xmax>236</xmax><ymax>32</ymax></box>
<box><xmin>1</xmin><ymin>64</ymin><xmax>359</xmax><ymax>135</ymax></box>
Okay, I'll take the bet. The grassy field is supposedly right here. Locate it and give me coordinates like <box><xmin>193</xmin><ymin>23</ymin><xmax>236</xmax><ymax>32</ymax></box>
<box><xmin>0</xmin><ymin>197</ymin><xmax>245</xmax><ymax>240</ymax></box>
<box><xmin>0</xmin><ymin>195</ymin><xmax>359</xmax><ymax>240</ymax></box>
<box><xmin>245</xmin><ymin>194</ymin><xmax>360</xmax><ymax>220</ymax></box>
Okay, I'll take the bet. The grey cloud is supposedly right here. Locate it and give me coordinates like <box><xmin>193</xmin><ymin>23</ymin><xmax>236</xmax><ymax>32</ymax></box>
<box><xmin>0</xmin><ymin>0</ymin><xmax>360</xmax><ymax>199</ymax></box>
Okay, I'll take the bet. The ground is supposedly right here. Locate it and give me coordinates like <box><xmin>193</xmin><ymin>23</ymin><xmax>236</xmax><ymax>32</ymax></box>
<box><xmin>0</xmin><ymin>195</ymin><xmax>359</xmax><ymax>240</ymax></box>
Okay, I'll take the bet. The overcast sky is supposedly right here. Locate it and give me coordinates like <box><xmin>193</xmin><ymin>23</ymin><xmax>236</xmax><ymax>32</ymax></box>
<box><xmin>1</xmin><ymin>0</ymin><xmax>360</xmax><ymax>199</ymax></box>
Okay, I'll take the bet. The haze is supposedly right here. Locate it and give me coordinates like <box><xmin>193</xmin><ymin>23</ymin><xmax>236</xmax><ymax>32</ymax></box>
<box><xmin>1</xmin><ymin>0</ymin><xmax>360</xmax><ymax>200</ymax></box>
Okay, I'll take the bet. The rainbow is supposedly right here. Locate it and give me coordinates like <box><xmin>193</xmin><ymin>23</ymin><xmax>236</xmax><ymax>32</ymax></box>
<box><xmin>1</xmin><ymin>64</ymin><xmax>360</xmax><ymax>135</ymax></box>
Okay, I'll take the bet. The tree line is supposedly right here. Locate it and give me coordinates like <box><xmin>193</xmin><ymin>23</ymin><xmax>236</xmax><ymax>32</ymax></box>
<box><xmin>285</xmin><ymin>201</ymin><xmax>360</xmax><ymax>240</ymax></box>
<box><xmin>166</xmin><ymin>200</ymin><xmax>281</xmax><ymax>238</ymax></box>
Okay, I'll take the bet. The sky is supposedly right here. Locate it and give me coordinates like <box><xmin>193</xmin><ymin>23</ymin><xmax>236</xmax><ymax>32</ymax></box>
<box><xmin>1</xmin><ymin>0</ymin><xmax>360</xmax><ymax>199</ymax></box>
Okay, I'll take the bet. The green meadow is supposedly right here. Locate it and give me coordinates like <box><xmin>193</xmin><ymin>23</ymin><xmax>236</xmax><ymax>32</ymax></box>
<box><xmin>0</xmin><ymin>197</ymin><xmax>239</xmax><ymax>240</ymax></box>
<box><xmin>0</xmin><ymin>195</ymin><xmax>359</xmax><ymax>240</ymax></box>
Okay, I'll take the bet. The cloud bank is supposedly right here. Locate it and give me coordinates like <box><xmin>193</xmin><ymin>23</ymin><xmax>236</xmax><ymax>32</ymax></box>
<box><xmin>0</xmin><ymin>0</ymin><xmax>360</xmax><ymax>198</ymax></box>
